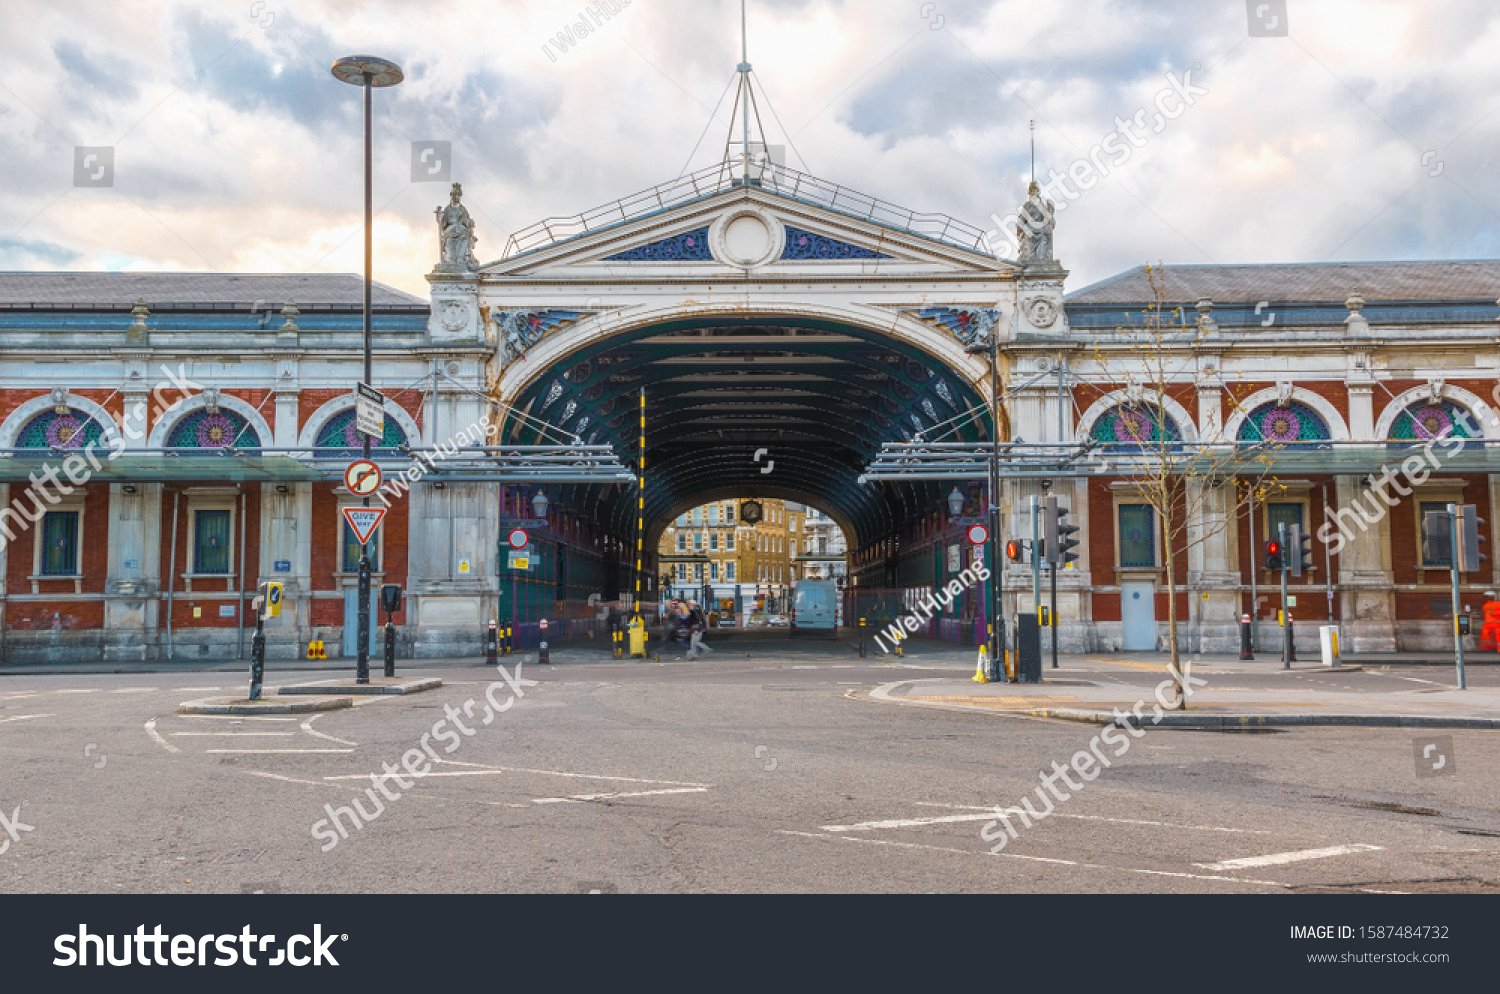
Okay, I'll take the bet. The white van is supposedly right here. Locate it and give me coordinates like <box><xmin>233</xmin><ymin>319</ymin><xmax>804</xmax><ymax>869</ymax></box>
<box><xmin>791</xmin><ymin>580</ymin><xmax>839</xmax><ymax>637</ymax></box>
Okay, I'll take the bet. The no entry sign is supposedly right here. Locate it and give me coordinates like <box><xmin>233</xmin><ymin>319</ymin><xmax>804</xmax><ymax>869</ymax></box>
<box><xmin>967</xmin><ymin>524</ymin><xmax>989</xmax><ymax>546</ymax></box>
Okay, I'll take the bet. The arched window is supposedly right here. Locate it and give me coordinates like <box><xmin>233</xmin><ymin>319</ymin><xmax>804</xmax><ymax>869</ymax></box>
<box><xmin>17</xmin><ymin>408</ymin><xmax>108</xmax><ymax>450</ymax></box>
<box><xmin>1090</xmin><ymin>403</ymin><xmax>1182</xmax><ymax>450</ymax></box>
<box><xmin>1236</xmin><ymin>401</ymin><xmax>1331</xmax><ymax>447</ymax></box>
<box><xmin>1387</xmin><ymin>400</ymin><xmax>1482</xmax><ymax>447</ymax></box>
<box><xmin>314</xmin><ymin>408</ymin><xmax>408</xmax><ymax>458</ymax></box>
<box><xmin>168</xmin><ymin>408</ymin><xmax>261</xmax><ymax>449</ymax></box>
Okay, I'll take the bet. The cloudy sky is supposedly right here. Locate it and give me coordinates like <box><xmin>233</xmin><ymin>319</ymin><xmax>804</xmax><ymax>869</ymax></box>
<box><xmin>2</xmin><ymin>0</ymin><xmax>1498</xmax><ymax>296</ymax></box>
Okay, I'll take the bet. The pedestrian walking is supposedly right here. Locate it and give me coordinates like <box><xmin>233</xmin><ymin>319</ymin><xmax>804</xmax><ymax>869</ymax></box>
<box><xmin>687</xmin><ymin>599</ymin><xmax>715</xmax><ymax>658</ymax></box>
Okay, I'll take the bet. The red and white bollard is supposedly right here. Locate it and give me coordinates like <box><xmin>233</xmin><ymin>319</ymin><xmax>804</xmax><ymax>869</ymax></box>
<box><xmin>539</xmin><ymin>618</ymin><xmax>550</xmax><ymax>665</ymax></box>
<box><xmin>486</xmin><ymin>619</ymin><xmax>498</xmax><ymax>666</ymax></box>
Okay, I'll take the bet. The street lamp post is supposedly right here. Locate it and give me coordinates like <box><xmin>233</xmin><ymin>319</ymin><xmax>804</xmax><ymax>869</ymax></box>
<box><xmin>332</xmin><ymin>55</ymin><xmax>403</xmax><ymax>685</ymax></box>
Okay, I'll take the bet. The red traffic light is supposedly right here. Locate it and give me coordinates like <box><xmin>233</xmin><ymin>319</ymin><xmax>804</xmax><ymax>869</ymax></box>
<box><xmin>1266</xmin><ymin>540</ymin><xmax>1281</xmax><ymax>556</ymax></box>
<box><xmin>1006</xmin><ymin>540</ymin><xmax>1022</xmax><ymax>561</ymax></box>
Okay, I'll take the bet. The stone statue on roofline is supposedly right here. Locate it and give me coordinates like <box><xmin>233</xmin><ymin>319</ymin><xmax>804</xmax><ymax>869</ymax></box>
<box><xmin>1015</xmin><ymin>181</ymin><xmax>1056</xmax><ymax>266</ymax></box>
<box><xmin>435</xmin><ymin>182</ymin><xmax>479</xmax><ymax>271</ymax></box>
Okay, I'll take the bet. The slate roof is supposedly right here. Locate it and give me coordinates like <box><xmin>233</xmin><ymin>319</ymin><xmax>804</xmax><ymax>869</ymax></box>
<box><xmin>1066</xmin><ymin>261</ymin><xmax>1500</xmax><ymax>305</ymax></box>
<box><xmin>0</xmin><ymin>272</ymin><xmax>427</xmax><ymax>309</ymax></box>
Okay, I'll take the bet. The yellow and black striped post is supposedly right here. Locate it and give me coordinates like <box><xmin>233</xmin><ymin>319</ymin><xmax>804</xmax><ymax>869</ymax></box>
<box><xmin>633</xmin><ymin>388</ymin><xmax>645</xmax><ymax>630</ymax></box>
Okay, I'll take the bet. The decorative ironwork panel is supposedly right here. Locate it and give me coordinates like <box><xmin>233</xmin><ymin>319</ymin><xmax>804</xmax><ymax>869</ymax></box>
<box><xmin>781</xmin><ymin>226</ymin><xmax>890</xmax><ymax>260</ymax></box>
<box><xmin>605</xmin><ymin>227</ymin><xmax>713</xmax><ymax>262</ymax></box>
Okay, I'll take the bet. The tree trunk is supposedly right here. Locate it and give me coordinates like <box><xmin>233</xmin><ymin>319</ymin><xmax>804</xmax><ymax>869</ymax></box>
<box><xmin>1164</xmin><ymin>508</ymin><xmax>1185</xmax><ymax>708</ymax></box>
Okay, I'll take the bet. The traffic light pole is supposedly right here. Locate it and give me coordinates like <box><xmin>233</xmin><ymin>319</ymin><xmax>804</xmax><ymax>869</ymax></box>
<box><xmin>986</xmin><ymin>332</ymin><xmax>1007</xmax><ymax>682</ymax></box>
<box><xmin>1049</xmin><ymin>558</ymin><xmax>1059</xmax><ymax>669</ymax></box>
<box><xmin>1450</xmin><ymin>504</ymin><xmax>1467</xmax><ymax>690</ymax></box>
<box><xmin>1279</xmin><ymin>523</ymin><xmax>1291</xmax><ymax>669</ymax></box>
<box><xmin>1031</xmin><ymin>495</ymin><xmax>1041</xmax><ymax>616</ymax></box>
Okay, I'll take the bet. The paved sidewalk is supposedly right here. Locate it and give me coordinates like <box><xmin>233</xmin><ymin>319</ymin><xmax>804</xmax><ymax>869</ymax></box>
<box><xmin>865</xmin><ymin>647</ymin><xmax>1500</xmax><ymax>728</ymax></box>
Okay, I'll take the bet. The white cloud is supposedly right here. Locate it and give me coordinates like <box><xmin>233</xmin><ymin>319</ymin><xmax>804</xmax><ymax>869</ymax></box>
<box><xmin>0</xmin><ymin>0</ymin><xmax>1497</xmax><ymax>294</ymax></box>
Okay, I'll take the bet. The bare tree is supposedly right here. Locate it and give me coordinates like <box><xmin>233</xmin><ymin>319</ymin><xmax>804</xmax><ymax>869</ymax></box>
<box><xmin>1087</xmin><ymin>265</ymin><xmax>1285</xmax><ymax>706</ymax></box>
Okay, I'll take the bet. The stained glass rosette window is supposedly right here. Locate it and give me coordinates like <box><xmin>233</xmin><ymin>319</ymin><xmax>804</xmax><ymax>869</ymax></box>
<box><xmin>1090</xmin><ymin>404</ymin><xmax>1182</xmax><ymax>451</ymax></box>
<box><xmin>167</xmin><ymin>409</ymin><xmax>260</xmax><ymax>450</ymax></box>
<box><xmin>1389</xmin><ymin>401</ymin><xmax>1482</xmax><ymax>448</ymax></box>
<box><xmin>18</xmin><ymin>409</ymin><xmax>107</xmax><ymax>450</ymax></box>
<box><xmin>1236</xmin><ymin>402</ymin><xmax>1331</xmax><ymax>448</ymax></box>
<box><xmin>314</xmin><ymin>408</ymin><xmax>408</xmax><ymax>458</ymax></box>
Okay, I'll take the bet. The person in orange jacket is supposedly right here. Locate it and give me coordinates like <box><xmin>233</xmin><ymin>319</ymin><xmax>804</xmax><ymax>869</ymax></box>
<box><xmin>1479</xmin><ymin>593</ymin><xmax>1500</xmax><ymax>652</ymax></box>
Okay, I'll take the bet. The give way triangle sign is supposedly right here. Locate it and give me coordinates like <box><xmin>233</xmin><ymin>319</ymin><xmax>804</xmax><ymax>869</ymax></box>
<box><xmin>342</xmin><ymin>506</ymin><xmax>386</xmax><ymax>545</ymax></box>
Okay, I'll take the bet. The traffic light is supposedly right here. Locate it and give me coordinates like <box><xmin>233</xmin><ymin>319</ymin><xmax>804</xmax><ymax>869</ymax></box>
<box><xmin>1006</xmin><ymin>539</ymin><xmax>1024</xmax><ymax>563</ymax></box>
<box><xmin>1288</xmin><ymin>523</ymin><xmax>1313</xmax><ymax>577</ymax></box>
<box><xmin>1422</xmin><ymin>509</ymin><xmax>1452</xmax><ymax>565</ymax></box>
<box><xmin>1043</xmin><ymin>495</ymin><xmax>1081</xmax><ymax>567</ymax></box>
<box><xmin>1457</xmin><ymin>504</ymin><xmax>1486</xmax><ymax>573</ymax></box>
<box><xmin>1264</xmin><ymin>540</ymin><xmax>1283</xmax><ymax>572</ymax></box>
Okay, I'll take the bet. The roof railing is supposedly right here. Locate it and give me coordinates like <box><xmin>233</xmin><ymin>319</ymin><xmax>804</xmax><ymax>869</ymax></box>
<box><xmin>500</xmin><ymin>160</ymin><xmax>994</xmax><ymax>259</ymax></box>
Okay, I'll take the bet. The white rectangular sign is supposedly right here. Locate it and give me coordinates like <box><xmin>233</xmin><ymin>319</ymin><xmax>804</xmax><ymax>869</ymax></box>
<box><xmin>355</xmin><ymin>382</ymin><xmax>385</xmax><ymax>439</ymax></box>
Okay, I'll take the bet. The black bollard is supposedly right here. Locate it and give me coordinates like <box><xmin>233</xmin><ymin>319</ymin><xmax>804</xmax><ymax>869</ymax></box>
<box><xmin>384</xmin><ymin>621</ymin><xmax>395</xmax><ymax>678</ymax></box>
<box><xmin>486</xmin><ymin>619</ymin><xmax>498</xmax><ymax>667</ymax></box>
<box><xmin>1239</xmin><ymin>613</ymin><xmax>1254</xmax><ymax>660</ymax></box>
<box><xmin>539</xmin><ymin>618</ymin><xmax>550</xmax><ymax>665</ymax></box>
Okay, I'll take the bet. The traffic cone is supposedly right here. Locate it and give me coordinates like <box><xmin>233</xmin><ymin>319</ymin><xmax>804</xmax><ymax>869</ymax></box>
<box><xmin>972</xmin><ymin>645</ymin><xmax>990</xmax><ymax>683</ymax></box>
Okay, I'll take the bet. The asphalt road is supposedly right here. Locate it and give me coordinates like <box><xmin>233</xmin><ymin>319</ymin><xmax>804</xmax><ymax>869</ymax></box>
<box><xmin>2</xmin><ymin>635</ymin><xmax>1498</xmax><ymax>894</ymax></box>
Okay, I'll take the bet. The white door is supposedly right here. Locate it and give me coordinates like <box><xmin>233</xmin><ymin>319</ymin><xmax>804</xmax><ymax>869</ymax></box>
<box><xmin>1120</xmin><ymin>582</ymin><xmax>1156</xmax><ymax>651</ymax></box>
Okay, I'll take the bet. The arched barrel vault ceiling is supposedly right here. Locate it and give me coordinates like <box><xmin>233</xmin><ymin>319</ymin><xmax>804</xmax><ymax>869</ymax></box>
<box><xmin>501</xmin><ymin>316</ymin><xmax>992</xmax><ymax>548</ymax></box>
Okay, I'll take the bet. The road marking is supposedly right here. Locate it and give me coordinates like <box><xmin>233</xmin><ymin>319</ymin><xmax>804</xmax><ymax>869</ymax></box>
<box><xmin>111</xmin><ymin>688</ymin><xmax>158</xmax><ymax>693</ymax></box>
<box><xmin>779</xmin><ymin>831</ymin><xmax>1290</xmax><ymax>888</ymax></box>
<box><xmin>55</xmin><ymin>689</ymin><xmax>102</xmax><ymax>694</ymax></box>
<box><xmin>175</xmin><ymin>687</ymin><xmax>223</xmax><ymax>692</ymax></box>
<box><xmin>301</xmin><ymin>713</ymin><xmax>356</xmax><ymax>746</ymax></box>
<box><xmin>533</xmin><ymin>787</ymin><xmax>710</xmax><ymax>804</ymax></box>
<box><xmin>1195</xmin><ymin>844</ymin><xmax>1382</xmax><ymax>872</ymax></box>
<box><xmin>324</xmin><ymin>765</ymin><xmax>711</xmax><ymax>787</ymax></box>
<box><xmin>908</xmin><ymin>802</ymin><xmax>1270</xmax><ymax>834</ymax></box>
<box><xmin>244</xmin><ymin>770</ymin><xmax>363</xmax><ymax>790</ymax></box>
<box><xmin>0</xmin><ymin>713</ymin><xmax>54</xmax><ymax>724</ymax></box>
<box><xmin>171</xmin><ymin>732</ymin><xmax>296</xmax><ymax>737</ymax></box>
<box><xmin>145</xmin><ymin>718</ymin><xmax>179</xmax><ymax>753</ymax></box>
<box><xmin>207</xmin><ymin>749</ymin><xmax>354</xmax><ymax>754</ymax></box>
<box><xmin>824</xmin><ymin>812</ymin><xmax>997</xmax><ymax>832</ymax></box>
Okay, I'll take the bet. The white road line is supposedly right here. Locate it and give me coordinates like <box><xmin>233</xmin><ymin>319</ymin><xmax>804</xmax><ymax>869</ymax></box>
<box><xmin>244</xmin><ymin>770</ymin><xmax>363</xmax><ymax>790</ymax></box>
<box><xmin>300</xmin><ymin>713</ymin><xmax>356</xmax><ymax>746</ymax></box>
<box><xmin>55</xmin><ymin>689</ymin><xmax>101</xmax><ymax>694</ymax></box>
<box><xmin>111</xmin><ymin>688</ymin><xmax>158</xmax><ymax>693</ymax></box>
<box><xmin>0</xmin><ymin>713</ymin><xmax>54</xmax><ymax>724</ymax></box>
<box><xmin>175</xmin><ymin>687</ymin><xmax>222</xmax><ymax>692</ymax></box>
<box><xmin>144</xmin><ymin>718</ymin><xmax>179</xmax><ymax>753</ymax></box>
<box><xmin>532</xmin><ymin>787</ymin><xmax>710</xmax><ymax>804</ymax></box>
<box><xmin>908</xmin><ymin>802</ymin><xmax>1270</xmax><ymax>834</ymax></box>
<box><xmin>823</xmin><ymin>813</ymin><xmax>995</xmax><ymax>832</ymax></box>
<box><xmin>323</xmin><ymin>765</ymin><xmax>711</xmax><ymax>787</ymax></box>
<box><xmin>170</xmin><ymin>732</ymin><xmax>296</xmax><ymax>737</ymax></box>
<box><xmin>779</xmin><ymin>831</ymin><xmax>1290</xmax><ymax>888</ymax></box>
<box><xmin>1195</xmin><ymin>844</ymin><xmax>1382</xmax><ymax>872</ymax></box>
<box><xmin>206</xmin><ymin>749</ymin><xmax>354</xmax><ymax>754</ymax></box>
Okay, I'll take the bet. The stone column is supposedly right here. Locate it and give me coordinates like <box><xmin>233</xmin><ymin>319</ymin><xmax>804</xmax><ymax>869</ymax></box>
<box><xmin>104</xmin><ymin>358</ymin><xmax>159</xmax><ymax>660</ymax></box>
<box><xmin>1334</xmin><ymin>473</ymin><xmax>1397</xmax><ymax>651</ymax></box>
<box><xmin>263</xmin><ymin>358</ymin><xmax>309</xmax><ymax>654</ymax></box>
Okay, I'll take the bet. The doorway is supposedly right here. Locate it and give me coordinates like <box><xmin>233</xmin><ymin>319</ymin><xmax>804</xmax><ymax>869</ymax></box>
<box><xmin>1120</xmin><ymin>581</ymin><xmax>1156</xmax><ymax>651</ymax></box>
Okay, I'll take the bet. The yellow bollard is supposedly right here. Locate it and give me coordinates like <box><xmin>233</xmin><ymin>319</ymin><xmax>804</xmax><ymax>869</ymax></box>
<box><xmin>628</xmin><ymin>618</ymin><xmax>647</xmax><ymax>659</ymax></box>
